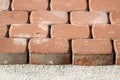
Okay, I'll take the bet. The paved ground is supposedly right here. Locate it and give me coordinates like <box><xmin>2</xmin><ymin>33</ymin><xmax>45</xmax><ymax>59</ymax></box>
<box><xmin>0</xmin><ymin>65</ymin><xmax>120</xmax><ymax>80</ymax></box>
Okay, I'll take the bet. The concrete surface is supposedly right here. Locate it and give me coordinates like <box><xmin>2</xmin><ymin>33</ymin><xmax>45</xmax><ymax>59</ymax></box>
<box><xmin>0</xmin><ymin>65</ymin><xmax>120</xmax><ymax>80</ymax></box>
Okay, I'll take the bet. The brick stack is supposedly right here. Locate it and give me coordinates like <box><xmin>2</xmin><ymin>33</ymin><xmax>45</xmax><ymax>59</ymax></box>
<box><xmin>0</xmin><ymin>0</ymin><xmax>120</xmax><ymax>65</ymax></box>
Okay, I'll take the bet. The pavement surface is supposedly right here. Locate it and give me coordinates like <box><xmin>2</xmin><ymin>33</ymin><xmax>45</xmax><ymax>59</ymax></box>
<box><xmin>0</xmin><ymin>65</ymin><xmax>120</xmax><ymax>80</ymax></box>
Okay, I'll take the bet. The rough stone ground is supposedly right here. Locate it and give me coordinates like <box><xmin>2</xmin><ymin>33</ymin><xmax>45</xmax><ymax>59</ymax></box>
<box><xmin>0</xmin><ymin>65</ymin><xmax>119</xmax><ymax>80</ymax></box>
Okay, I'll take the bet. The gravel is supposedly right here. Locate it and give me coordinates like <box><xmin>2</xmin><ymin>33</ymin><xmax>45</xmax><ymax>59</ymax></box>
<box><xmin>0</xmin><ymin>65</ymin><xmax>120</xmax><ymax>80</ymax></box>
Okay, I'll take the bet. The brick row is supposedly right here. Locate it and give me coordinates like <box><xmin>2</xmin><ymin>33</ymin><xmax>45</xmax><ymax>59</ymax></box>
<box><xmin>0</xmin><ymin>11</ymin><xmax>119</xmax><ymax>25</ymax></box>
<box><xmin>1</xmin><ymin>0</ymin><xmax>120</xmax><ymax>12</ymax></box>
<box><xmin>30</xmin><ymin>11</ymin><xmax>120</xmax><ymax>25</ymax></box>
<box><xmin>28</xmin><ymin>38</ymin><xmax>114</xmax><ymax>65</ymax></box>
<box><xmin>1</xmin><ymin>11</ymin><xmax>103</xmax><ymax>25</ymax></box>
<box><xmin>0</xmin><ymin>38</ymin><xmax>120</xmax><ymax>65</ymax></box>
<box><xmin>8</xmin><ymin>24</ymin><xmax>90</xmax><ymax>39</ymax></box>
<box><xmin>4</xmin><ymin>24</ymin><xmax>120</xmax><ymax>39</ymax></box>
<box><xmin>11</xmin><ymin>0</ymin><xmax>87</xmax><ymax>11</ymax></box>
<box><xmin>29</xmin><ymin>11</ymin><xmax>120</xmax><ymax>25</ymax></box>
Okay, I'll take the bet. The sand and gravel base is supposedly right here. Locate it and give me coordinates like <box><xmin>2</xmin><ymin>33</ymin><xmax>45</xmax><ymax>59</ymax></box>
<box><xmin>0</xmin><ymin>65</ymin><xmax>119</xmax><ymax>80</ymax></box>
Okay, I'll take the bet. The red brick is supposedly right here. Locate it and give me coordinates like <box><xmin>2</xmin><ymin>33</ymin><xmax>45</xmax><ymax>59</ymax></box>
<box><xmin>51</xmin><ymin>0</ymin><xmax>87</xmax><ymax>11</ymax></box>
<box><xmin>0</xmin><ymin>38</ymin><xmax>27</xmax><ymax>64</ymax></box>
<box><xmin>29</xmin><ymin>38</ymin><xmax>70</xmax><ymax>64</ymax></box>
<box><xmin>72</xmin><ymin>39</ymin><xmax>113</xmax><ymax>65</ymax></box>
<box><xmin>71</xmin><ymin>11</ymin><xmax>108</xmax><ymax>25</ymax></box>
<box><xmin>0</xmin><ymin>24</ymin><xmax>7</xmax><ymax>37</ymax></box>
<box><xmin>0</xmin><ymin>0</ymin><xmax>10</xmax><ymax>11</ymax></box>
<box><xmin>29</xmin><ymin>38</ymin><xmax>69</xmax><ymax>54</ymax></box>
<box><xmin>12</xmin><ymin>0</ymin><xmax>48</xmax><ymax>11</ymax></box>
<box><xmin>0</xmin><ymin>11</ymin><xmax>28</xmax><ymax>24</ymax></box>
<box><xmin>0</xmin><ymin>38</ymin><xmax>27</xmax><ymax>53</ymax></box>
<box><xmin>110</xmin><ymin>12</ymin><xmax>120</xmax><ymax>24</ymax></box>
<box><xmin>89</xmin><ymin>0</ymin><xmax>120</xmax><ymax>11</ymax></box>
<box><xmin>92</xmin><ymin>25</ymin><xmax>120</xmax><ymax>39</ymax></box>
<box><xmin>72</xmin><ymin>39</ymin><xmax>112</xmax><ymax>54</ymax></box>
<box><xmin>9</xmin><ymin>24</ymin><xmax>48</xmax><ymax>38</ymax></box>
<box><xmin>114</xmin><ymin>40</ymin><xmax>120</xmax><ymax>65</ymax></box>
<box><xmin>30</xmin><ymin>11</ymin><xmax>68</xmax><ymax>24</ymax></box>
<box><xmin>51</xmin><ymin>24</ymin><xmax>89</xmax><ymax>39</ymax></box>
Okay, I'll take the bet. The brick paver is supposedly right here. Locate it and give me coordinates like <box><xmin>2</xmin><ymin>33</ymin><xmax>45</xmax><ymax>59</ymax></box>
<box><xmin>0</xmin><ymin>0</ymin><xmax>119</xmax><ymax>65</ymax></box>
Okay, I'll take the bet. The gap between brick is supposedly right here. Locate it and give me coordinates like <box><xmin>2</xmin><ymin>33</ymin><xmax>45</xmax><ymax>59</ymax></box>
<box><xmin>86</xmin><ymin>0</ymin><xmax>90</xmax><ymax>11</ymax></box>
<box><xmin>107</xmin><ymin>12</ymin><xmax>111</xmax><ymax>24</ymax></box>
<box><xmin>111</xmin><ymin>40</ymin><xmax>116</xmax><ymax>65</ymax></box>
<box><xmin>26</xmin><ymin>39</ymin><xmax>30</xmax><ymax>64</ymax></box>
<box><xmin>67</xmin><ymin>12</ymin><xmax>71</xmax><ymax>24</ymax></box>
<box><xmin>9</xmin><ymin>0</ymin><xmax>13</xmax><ymax>11</ymax></box>
<box><xmin>27</xmin><ymin>11</ymin><xmax>31</xmax><ymax>24</ymax></box>
<box><xmin>89</xmin><ymin>25</ymin><xmax>93</xmax><ymax>39</ymax></box>
<box><xmin>6</xmin><ymin>25</ymin><xmax>11</xmax><ymax>38</ymax></box>
<box><xmin>69</xmin><ymin>39</ymin><xmax>72</xmax><ymax>64</ymax></box>
<box><xmin>47</xmin><ymin>0</ymin><xmax>51</xmax><ymax>10</ymax></box>
<box><xmin>48</xmin><ymin>25</ymin><xmax>51</xmax><ymax>38</ymax></box>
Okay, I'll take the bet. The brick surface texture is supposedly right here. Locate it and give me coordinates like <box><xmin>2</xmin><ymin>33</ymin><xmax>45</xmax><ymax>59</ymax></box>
<box><xmin>0</xmin><ymin>0</ymin><xmax>120</xmax><ymax>65</ymax></box>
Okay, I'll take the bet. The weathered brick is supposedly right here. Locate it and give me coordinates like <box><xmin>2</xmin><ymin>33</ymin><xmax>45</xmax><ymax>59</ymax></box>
<box><xmin>29</xmin><ymin>38</ymin><xmax>70</xmax><ymax>64</ymax></box>
<box><xmin>71</xmin><ymin>11</ymin><xmax>108</xmax><ymax>25</ymax></box>
<box><xmin>9</xmin><ymin>24</ymin><xmax>48</xmax><ymax>38</ymax></box>
<box><xmin>51</xmin><ymin>24</ymin><xmax>89</xmax><ymax>39</ymax></box>
<box><xmin>89</xmin><ymin>0</ymin><xmax>120</xmax><ymax>11</ymax></box>
<box><xmin>92</xmin><ymin>25</ymin><xmax>120</xmax><ymax>39</ymax></box>
<box><xmin>51</xmin><ymin>0</ymin><xmax>87</xmax><ymax>11</ymax></box>
<box><xmin>12</xmin><ymin>0</ymin><xmax>48</xmax><ymax>11</ymax></box>
<box><xmin>0</xmin><ymin>11</ymin><xmax>28</xmax><ymax>24</ymax></box>
<box><xmin>0</xmin><ymin>24</ymin><xmax>7</xmax><ymax>37</ymax></box>
<box><xmin>0</xmin><ymin>0</ymin><xmax>10</xmax><ymax>11</ymax></box>
<box><xmin>114</xmin><ymin>40</ymin><xmax>120</xmax><ymax>65</ymax></box>
<box><xmin>30</xmin><ymin>11</ymin><xmax>68</xmax><ymax>24</ymax></box>
<box><xmin>110</xmin><ymin>12</ymin><xmax>120</xmax><ymax>24</ymax></box>
<box><xmin>0</xmin><ymin>38</ymin><xmax>27</xmax><ymax>64</ymax></box>
<box><xmin>72</xmin><ymin>39</ymin><xmax>113</xmax><ymax>65</ymax></box>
